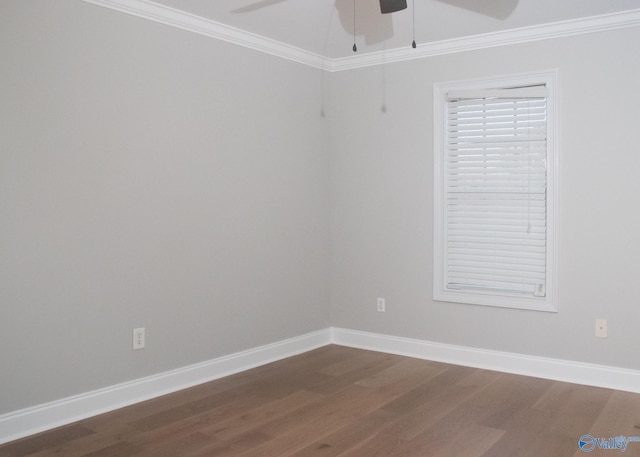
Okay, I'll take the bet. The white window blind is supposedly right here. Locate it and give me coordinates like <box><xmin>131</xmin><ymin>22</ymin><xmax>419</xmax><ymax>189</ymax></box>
<box><xmin>444</xmin><ymin>86</ymin><xmax>548</xmax><ymax>298</ymax></box>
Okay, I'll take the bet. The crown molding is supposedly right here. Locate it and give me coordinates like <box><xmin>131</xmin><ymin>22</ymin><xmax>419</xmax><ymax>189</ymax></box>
<box><xmin>81</xmin><ymin>0</ymin><xmax>640</xmax><ymax>72</ymax></box>
<box><xmin>330</xmin><ymin>8</ymin><xmax>640</xmax><ymax>71</ymax></box>
<box><xmin>81</xmin><ymin>0</ymin><xmax>330</xmax><ymax>70</ymax></box>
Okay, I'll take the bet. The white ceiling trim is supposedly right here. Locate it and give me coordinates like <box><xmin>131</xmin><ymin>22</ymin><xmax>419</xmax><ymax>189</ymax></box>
<box><xmin>81</xmin><ymin>0</ymin><xmax>330</xmax><ymax>70</ymax></box>
<box><xmin>81</xmin><ymin>0</ymin><xmax>640</xmax><ymax>72</ymax></box>
<box><xmin>331</xmin><ymin>8</ymin><xmax>640</xmax><ymax>71</ymax></box>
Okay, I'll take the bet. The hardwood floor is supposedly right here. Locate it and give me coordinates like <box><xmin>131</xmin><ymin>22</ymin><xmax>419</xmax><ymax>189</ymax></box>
<box><xmin>2</xmin><ymin>345</ymin><xmax>639</xmax><ymax>457</ymax></box>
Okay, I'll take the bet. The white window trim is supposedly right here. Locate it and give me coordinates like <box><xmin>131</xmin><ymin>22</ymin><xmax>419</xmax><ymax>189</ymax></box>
<box><xmin>433</xmin><ymin>70</ymin><xmax>558</xmax><ymax>312</ymax></box>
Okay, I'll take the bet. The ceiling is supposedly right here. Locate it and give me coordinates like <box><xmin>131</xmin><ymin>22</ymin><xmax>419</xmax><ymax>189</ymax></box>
<box><xmin>144</xmin><ymin>0</ymin><xmax>639</xmax><ymax>59</ymax></box>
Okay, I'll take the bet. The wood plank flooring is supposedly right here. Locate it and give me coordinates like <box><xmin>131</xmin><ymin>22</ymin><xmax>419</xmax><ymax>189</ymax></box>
<box><xmin>2</xmin><ymin>345</ymin><xmax>640</xmax><ymax>457</ymax></box>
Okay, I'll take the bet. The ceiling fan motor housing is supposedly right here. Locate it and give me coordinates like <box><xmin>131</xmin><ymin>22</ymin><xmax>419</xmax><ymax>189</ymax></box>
<box><xmin>379</xmin><ymin>0</ymin><xmax>407</xmax><ymax>14</ymax></box>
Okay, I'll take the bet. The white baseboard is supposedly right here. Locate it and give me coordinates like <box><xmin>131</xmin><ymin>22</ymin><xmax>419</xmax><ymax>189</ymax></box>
<box><xmin>3</xmin><ymin>327</ymin><xmax>640</xmax><ymax>446</ymax></box>
<box><xmin>0</xmin><ymin>329</ymin><xmax>331</xmax><ymax>445</ymax></box>
<box><xmin>331</xmin><ymin>327</ymin><xmax>640</xmax><ymax>394</ymax></box>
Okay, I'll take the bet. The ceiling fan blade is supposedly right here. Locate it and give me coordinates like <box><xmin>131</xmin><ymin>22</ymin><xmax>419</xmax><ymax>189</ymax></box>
<box><xmin>434</xmin><ymin>0</ymin><xmax>518</xmax><ymax>19</ymax></box>
<box><xmin>335</xmin><ymin>0</ymin><xmax>394</xmax><ymax>46</ymax></box>
<box><xmin>231</xmin><ymin>0</ymin><xmax>289</xmax><ymax>14</ymax></box>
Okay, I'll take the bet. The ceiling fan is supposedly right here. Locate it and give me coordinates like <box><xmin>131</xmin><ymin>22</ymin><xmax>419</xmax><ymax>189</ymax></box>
<box><xmin>232</xmin><ymin>0</ymin><xmax>408</xmax><ymax>15</ymax></box>
<box><xmin>232</xmin><ymin>0</ymin><xmax>519</xmax><ymax>50</ymax></box>
<box><xmin>231</xmin><ymin>0</ymin><xmax>409</xmax><ymax>47</ymax></box>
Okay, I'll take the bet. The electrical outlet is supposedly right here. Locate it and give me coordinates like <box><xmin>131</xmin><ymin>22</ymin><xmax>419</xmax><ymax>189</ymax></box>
<box><xmin>595</xmin><ymin>319</ymin><xmax>607</xmax><ymax>338</ymax></box>
<box><xmin>377</xmin><ymin>297</ymin><xmax>386</xmax><ymax>312</ymax></box>
<box><xmin>133</xmin><ymin>327</ymin><xmax>145</xmax><ymax>349</ymax></box>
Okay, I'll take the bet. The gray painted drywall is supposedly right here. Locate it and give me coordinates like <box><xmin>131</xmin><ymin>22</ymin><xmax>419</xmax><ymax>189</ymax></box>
<box><xmin>0</xmin><ymin>1</ymin><xmax>330</xmax><ymax>413</ymax></box>
<box><xmin>329</xmin><ymin>27</ymin><xmax>640</xmax><ymax>370</ymax></box>
<box><xmin>2</xmin><ymin>0</ymin><xmax>640</xmax><ymax>418</ymax></box>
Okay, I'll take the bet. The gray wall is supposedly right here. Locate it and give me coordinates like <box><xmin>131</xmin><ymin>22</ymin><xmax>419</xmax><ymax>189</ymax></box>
<box><xmin>329</xmin><ymin>27</ymin><xmax>640</xmax><ymax>370</ymax></box>
<box><xmin>2</xmin><ymin>0</ymin><xmax>640</xmax><ymax>417</ymax></box>
<box><xmin>0</xmin><ymin>1</ymin><xmax>330</xmax><ymax>414</ymax></box>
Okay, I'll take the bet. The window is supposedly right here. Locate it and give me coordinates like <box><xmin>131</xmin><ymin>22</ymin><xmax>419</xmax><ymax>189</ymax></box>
<box><xmin>433</xmin><ymin>71</ymin><xmax>557</xmax><ymax>312</ymax></box>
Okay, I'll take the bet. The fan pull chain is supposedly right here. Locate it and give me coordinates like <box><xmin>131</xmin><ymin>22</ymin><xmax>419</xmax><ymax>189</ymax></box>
<box><xmin>411</xmin><ymin>0</ymin><xmax>416</xmax><ymax>48</ymax></box>
<box><xmin>352</xmin><ymin>0</ymin><xmax>357</xmax><ymax>52</ymax></box>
